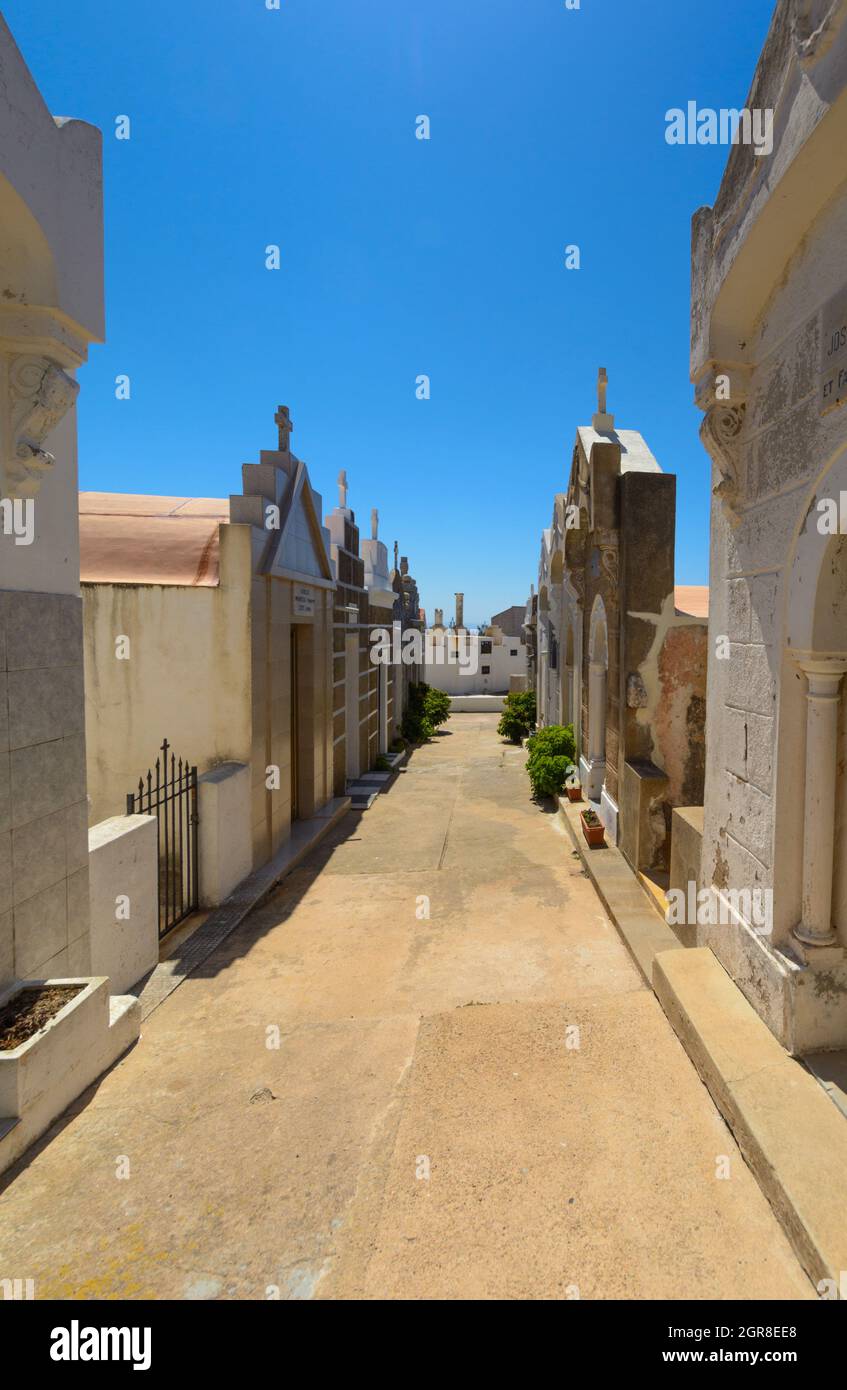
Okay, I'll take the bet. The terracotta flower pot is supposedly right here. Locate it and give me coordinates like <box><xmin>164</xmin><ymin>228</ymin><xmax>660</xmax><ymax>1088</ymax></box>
<box><xmin>566</xmin><ymin>784</ymin><xmax>583</xmax><ymax>802</ymax></box>
<box><xmin>580</xmin><ymin>811</ymin><xmax>606</xmax><ymax>847</ymax></box>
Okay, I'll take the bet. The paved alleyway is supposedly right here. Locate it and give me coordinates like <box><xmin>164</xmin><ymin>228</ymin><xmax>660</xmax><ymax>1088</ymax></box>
<box><xmin>0</xmin><ymin>716</ymin><xmax>812</xmax><ymax>1300</ymax></box>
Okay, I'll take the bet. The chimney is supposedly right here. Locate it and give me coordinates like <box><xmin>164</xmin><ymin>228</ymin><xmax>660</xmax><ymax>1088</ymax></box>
<box><xmin>455</xmin><ymin>592</ymin><xmax>464</xmax><ymax>630</ymax></box>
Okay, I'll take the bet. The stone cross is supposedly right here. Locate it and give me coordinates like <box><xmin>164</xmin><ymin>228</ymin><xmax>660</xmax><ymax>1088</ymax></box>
<box><xmin>597</xmin><ymin>368</ymin><xmax>608</xmax><ymax>416</ymax></box>
<box><xmin>371</xmin><ymin>508</ymin><xmax>378</xmax><ymax>540</ymax></box>
<box><xmin>275</xmin><ymin>405</ymin><xmax>293</xmax><ymax>453</ymax></box>
<box><xmin>337</xmin><ymin>469</ymin><xmax>348</xmax><ymax>508</ymax></box>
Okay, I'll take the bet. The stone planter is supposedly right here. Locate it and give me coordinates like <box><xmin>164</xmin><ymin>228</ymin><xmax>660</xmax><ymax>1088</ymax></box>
<box><xmin>0</xmin><ymin>978</ymin><xmax>139</xmax><ymax>1176</ymax></box>
<box><xmin>580</xmin><ymin>811</ymin><xmax>606</xmax><ymax>847</ymax></box>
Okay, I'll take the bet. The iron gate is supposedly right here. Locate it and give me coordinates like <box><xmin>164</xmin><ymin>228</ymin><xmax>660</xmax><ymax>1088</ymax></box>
<box><xmin>127</xmin><ymin>738</ymin><xmax>199</xmax><ymax>939</ymax></box>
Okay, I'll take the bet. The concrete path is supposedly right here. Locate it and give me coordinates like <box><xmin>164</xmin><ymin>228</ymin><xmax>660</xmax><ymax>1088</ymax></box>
<box><xmin>0</xmin><ymin>715</ymin><xmax>812</xmax><ymax>1299</ymax></box>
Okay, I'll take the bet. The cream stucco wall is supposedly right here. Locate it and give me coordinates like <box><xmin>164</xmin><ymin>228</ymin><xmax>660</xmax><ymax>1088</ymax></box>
<box><xmin>83</xmin><ymin>523</ymin><xmax>253</xmax><ymax>826</ymax></box>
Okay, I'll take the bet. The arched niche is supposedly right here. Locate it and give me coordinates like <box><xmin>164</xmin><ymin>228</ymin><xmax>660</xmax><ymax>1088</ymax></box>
<box><xmin>582</xmin><ymin>594</ymin><xmax>608</xmax><ymax>798</ymax></box>
<box><xmin>0</xmin><ymin>170</ymin><xmax>58</xmax><ymax>307</ymax></box>
<box><xmin>589</xmin><ymin>592</ymin><xmax>609</xmax><ymax>668</ymax></box>
<box><xmin>774</xmin><ymin>443</ymin><xmax>847</xmax><ymax>949</ymax></box>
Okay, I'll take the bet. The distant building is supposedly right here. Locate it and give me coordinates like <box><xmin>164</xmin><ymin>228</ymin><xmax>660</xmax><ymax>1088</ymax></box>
<box><xmin>424</xmin><ymin>593</ymin><xmax>527</xmax><ymax>699</ymax></box>
<box><xmin>325</xmin><ymin>473</ymin><xmax>422</xmax><ymax>790</ymax></box>
<box><xmin>490</xmin><ymin>605</ymin><xmax>526</xmax><ymax>640</ymax></box>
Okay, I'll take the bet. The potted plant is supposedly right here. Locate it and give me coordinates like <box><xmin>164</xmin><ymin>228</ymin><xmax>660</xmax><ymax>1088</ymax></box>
<box><xmin>580</xmin><ymin>807</ymin><xmax>606</xmax><ymax>847</ymax></box>
<box><xmin>565</xmin><ymin>780</ymin><xmax>583</xmax><ymax>802</ymax></box>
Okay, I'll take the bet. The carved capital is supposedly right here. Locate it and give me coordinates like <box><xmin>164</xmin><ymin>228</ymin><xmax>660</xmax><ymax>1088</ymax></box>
<box><xmin>695</xmin><ymin>364</ymin><xmax>750</xmax><ymax>525</ymax></box>
<box><xmin>700</xmin><ymin>401</ymin><xmax>746</xmax><ymax>520</ymax></box>
<box><xmin>3</xmin><ymin>355</ymin><xmax>79</xmax><ymax>497</ymax></box>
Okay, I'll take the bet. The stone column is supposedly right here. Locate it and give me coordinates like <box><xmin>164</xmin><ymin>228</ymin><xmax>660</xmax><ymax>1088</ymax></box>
<box><xmin>562</xmin><ymin>663</ymin><xmax>573</xmax><ymax>724</ymax></box>
<box><xmin>588</xmin><ymin>662</ymin><xmax>606</xmax><ymax>758</ymax></box>
<box><xmin>794</xmin><ymin>656</ymin><xmax>847</xmax><ymax>948</ymax></box>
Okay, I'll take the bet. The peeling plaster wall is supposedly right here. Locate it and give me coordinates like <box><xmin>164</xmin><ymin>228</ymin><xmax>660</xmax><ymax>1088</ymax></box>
<box><xmin>657</xmin><ymin>624</ymin><xmax>708</xmax><ymax>807</ymax></box>
<box><xmin>629</xmin><ymin>591</ymin><xmax>708</xmax><ymax>807</ymax></box>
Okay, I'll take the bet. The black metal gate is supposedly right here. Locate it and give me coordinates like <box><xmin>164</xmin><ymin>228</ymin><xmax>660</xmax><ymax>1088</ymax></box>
<box><xmin>127</xmin><ymin>738</ymin><xmax>199</xmax><ymax>939</ymax></box>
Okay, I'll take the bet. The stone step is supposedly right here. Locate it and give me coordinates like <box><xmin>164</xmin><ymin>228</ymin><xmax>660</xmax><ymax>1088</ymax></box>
<box><xmin>347</xmin><ymin>784</ymin><xmax>379</xmax><ymax>810</ymax></box>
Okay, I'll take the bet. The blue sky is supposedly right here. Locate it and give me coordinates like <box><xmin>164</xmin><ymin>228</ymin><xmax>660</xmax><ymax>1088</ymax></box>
<box><xmin>6</xmin><ymin>0</ymin><xmax>776</xmax><ymax>625</ymax></box>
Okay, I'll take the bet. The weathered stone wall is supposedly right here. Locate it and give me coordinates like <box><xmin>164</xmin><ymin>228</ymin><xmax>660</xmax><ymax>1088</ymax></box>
<box><xmin>692</xmin><ymin>0</ymin><xmax>847</xmax><ymax>1050</ymax></box>
<box><xmin>0</xmin><ymin>16</ymin><xmax>104</xmax><ymax>987</ymax></box>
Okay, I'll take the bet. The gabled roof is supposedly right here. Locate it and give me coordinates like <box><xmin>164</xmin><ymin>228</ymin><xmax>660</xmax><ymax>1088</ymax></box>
<box><xmin>261</xmin><ymin>460</ymin><xmax>333</xmax><ymax>584</ymax></box>
<box><xmin>576</xmin><ymin>427</ymin><xmax>662</xmax><ymax>474</ymax></box>
<box><xmin>79</xmin><ymin>494</ymin><xmax>229</xmax><ymax>586</ymax></box>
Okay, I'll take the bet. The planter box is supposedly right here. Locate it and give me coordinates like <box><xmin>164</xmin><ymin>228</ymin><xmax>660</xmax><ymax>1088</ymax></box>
<box><xmin>0</xmin><ymin>977</ymin><xmax>139</xmax><ymax>1177</ymax></box>
<box><xmin>580</xmin><ymin>812</ymin><xmax>606</xmax><ymax>847</ymax></box>
<box><xmin>566</xmin><ymin>785</ymin><xmax>583</xmax><ymax>802</ymax></box>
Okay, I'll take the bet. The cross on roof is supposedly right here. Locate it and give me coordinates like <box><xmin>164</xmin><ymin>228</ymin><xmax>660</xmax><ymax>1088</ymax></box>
<box><xmin>592</xmin><ymin>367</ymin><xmax>615</xmax><ymax>432</ymax></box>
<box><xmin>275</xmin><ymin>406</ymin><xmax>293</xmax><ymax>452</ymax></box>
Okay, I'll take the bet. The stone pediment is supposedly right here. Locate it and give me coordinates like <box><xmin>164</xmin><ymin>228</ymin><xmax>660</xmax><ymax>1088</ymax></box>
<box><xmin>265</xmin><ymin>460</ymin><xmax>333</xmax><ymax>584</ymax></box>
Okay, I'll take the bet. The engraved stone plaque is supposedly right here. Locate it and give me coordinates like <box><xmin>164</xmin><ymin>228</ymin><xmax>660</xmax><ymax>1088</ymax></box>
<box><xmin>820</xmin><ymin>286</ymin><xmax>847</xmax><ymax>415</ymax></box>
<box><xmin>293</xmin><ymin>583</ymin><xmax>316</xmax><ymax>618</ymax></box>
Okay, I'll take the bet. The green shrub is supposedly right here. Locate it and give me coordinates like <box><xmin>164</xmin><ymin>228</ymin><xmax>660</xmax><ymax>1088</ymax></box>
<box><xmin>401</xmin><ymin>705</ymin><xmax>430</xmax><ymax>744</ymax></box>
<box><xmin>497</xmin><ymin>689</ymin><xmax>537</xmax><ymax>744</ymax></box>
<box><xmin>423</xmin><ymin>686</ymin><xmax>451</xmax><ymax>729</ymax></box>
<box><xmin>526</xmin><ymin>723</ymin><xmax>577</xmax><ymax>800</ymax></box>
<box><xmin>401</xmin><ymin>682</ymin><xmax>442</xmax><ymax>744</ymax></box>
<box><xmin>400</xmin><ymin>682</ymin><xmax>452</xmax><ymax>743</ymax></box>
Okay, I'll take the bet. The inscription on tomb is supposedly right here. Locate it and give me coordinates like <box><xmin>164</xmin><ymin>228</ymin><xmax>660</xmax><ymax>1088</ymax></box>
<box><xmin>293</xmin><ymin>584</ymin><xmax>316</xmax><ymax>618</ymax></box>
<box><xmin>820</xmin><ymin>286</ymin><xmax>847</xmax><ymax>415</ymax></box>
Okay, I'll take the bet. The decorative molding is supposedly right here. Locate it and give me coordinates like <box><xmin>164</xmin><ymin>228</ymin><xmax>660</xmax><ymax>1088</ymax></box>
<box><xmin>568</xmin><ymin>565</ymin><xmax>585</xmax><ymax>606</ymax></box>
<box><xmin>695</xmin><ymin>362</ymin><xmax>751</xmax><ymax>526</ymax></box>
<box><xmin>4</xmin><ymin>355</ymin><xmax>79</xmax><ymax>497</ymax></box>
<box><xmin>700</xmin><ymin>401</ymin><xmax>746</xmax><ymax>521</ymax></box>
<box><xmin>600</xmin><ymin>547</ymin><xmax>618</xmax><ymax>593</ymax></box>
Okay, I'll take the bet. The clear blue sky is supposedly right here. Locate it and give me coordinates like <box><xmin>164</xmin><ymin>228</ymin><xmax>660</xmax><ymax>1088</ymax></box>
<box><xmin>6</xmin><ymin>0</ymin><xmax>776</xmax><ymax>626</ymax></box>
